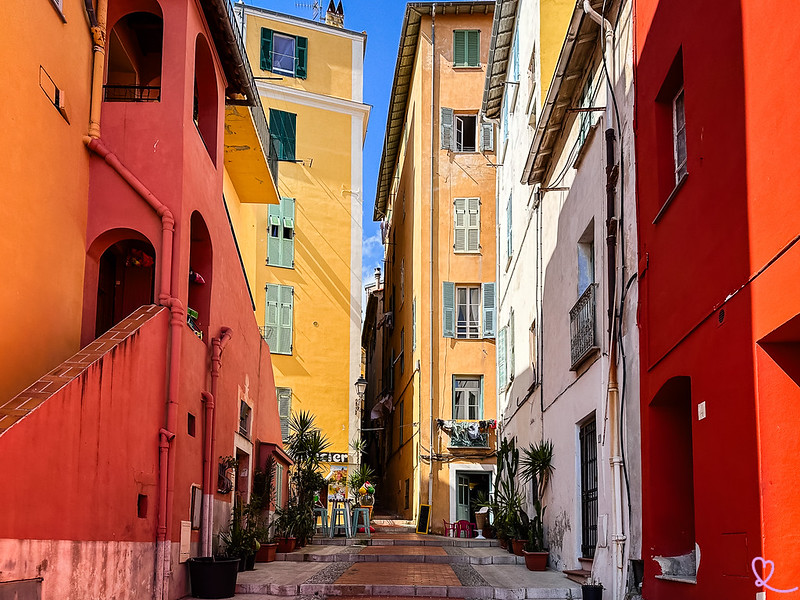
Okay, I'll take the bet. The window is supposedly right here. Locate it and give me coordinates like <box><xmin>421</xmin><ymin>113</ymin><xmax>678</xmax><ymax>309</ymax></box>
<box><xmin>456</xmin><ymin>286</ymin><xmax>481</xmax><ymax>339</ymax></box>
<box><xmin>454</xmin><ymin>198</ymin><xmax>480</xmax><ymax>253</ymax></box>
<box><xmin>506</xmin><ymin>194</ymin><xmax>513</xmax><ymax>262</ymax></box>
<box><xmin>275</xmin><ymin>462</ymin><xmax>285</xmax><ymax>508</ymax></box>
<box><xmin>443</xmin><ymin>282</ymin><xmax>495</xmax><ymax>339</ymax></box>
<box><xmin>498</xmin><ymin>326</ymin><xmax>508</xmax><ymax>388</ymax></box>
<box><xmin>400</xmin><ymin>259</ymin><xmax>405</xmax><ymax>304</ymax></box>
<box><xmin>673</xmin><ymin>88</ymin><xmax>687</xmax><ymax>182</ymax></box>
<box><xmin>455</xmin><ymin>114</ymin><xmax>477</xmax><ymax>152</ymax></box>
<box><xmin>269</xmin><ymin>109</ymin><xmax>296</xmax><ymax>162</ymax></box>
<box><xmin>398</xmin><ymin>401</ymin><xmax>404</xmax><ymax>445</ymax></box>
<box><xmin>453</xmin><ymin>376</ymin><xmax>482</xmax><ymax>420</ymax></box>
<box><xmin>578</xmin><ymin>70</ymin><xmax>600</xmax><ymax>147</ymax></box>
<box><xmin>400</xmin><ymin>327</ymin><xmax>405</xmax><ymax>375</ymax></box>
<box><xmin>239</xmin><ymin>401</ymin><xmax>252</xmax><ymax>437</ymax></box>
<box><xmin>412</xmin><ymin>298</ymin><xmax>417</xmax><ymax>351</ymax></box>
<box><xmin>105</xmin><ymin>12</ymin><xmax>163</xmax><ymax>102</ymax></box>
<box><xmin>453</xmin><ymin>30</ymin><xmax>480</xmax><ymax>67</ymax></box>
<box><xmin>267</xmin><ymin>197</ymin><xmax>295</xmax><ymax>268</ymax></box>
<box><xmin>277</xmin><ymin>388</ymin><xmax>291</xmax><ymax>441</ymax></box>
<box><xmin>260</xmin><ymin>28</ymin><xmax>308</xmax><ymax>79</ymax></box>
<box><xmin>578</xmin><ymin>222</ymin><xmax>595</xmax><ymax>296</ymax></box>
<box><xmin>404</xmin><ymin>479</ymin><xmax>410</xmax><ymax>510</ymax></box>
<box><xmin>264</xmin><ymin>284</ymin><xmax>293</xmax><ymax>354</ymax></box>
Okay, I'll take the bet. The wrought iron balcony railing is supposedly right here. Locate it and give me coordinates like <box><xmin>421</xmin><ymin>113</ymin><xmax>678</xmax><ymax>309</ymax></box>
<box><xmin>570</xmin><ymin>283</ymin><xmax>599</xmax><ymax>369</ymax></box>
<box><xmin>103</xmin><ymin>85</ymin><xmax>160</xmax><ymax>102</ymax></box>
<box><xmin>447</xmin><ymin>421</ymin><xmax>490</xmax><ymax>448</ymax></box>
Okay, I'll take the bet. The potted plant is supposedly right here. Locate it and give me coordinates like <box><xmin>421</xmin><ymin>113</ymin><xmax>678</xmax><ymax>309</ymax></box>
<box><xmin>273</xmin><ymin>503</ymin><xmax>297</xmax><ymax>553</ymax></box>
<box><xmin>218</xmin><ymin>501</ymin><xmax>258</xmax><ymax>571</ymax></box>
<box><xmin>252</xmin><ymin>457</ymin><xmax>279</xmax><ymax>562</ymax></box>
<box><xmin>187</xmin><ymin>555</ymin><xmax>240</xmax><ymax>599</ymax></box>
<box><xmin>520</xmin><ymin>440</ymin><xmax>555</xmax><ymax>571</ymax></box>
<box><xmin>582</xmin><ymin>577</ymin><xmax>604</xmax><ymax>600</ymax></box>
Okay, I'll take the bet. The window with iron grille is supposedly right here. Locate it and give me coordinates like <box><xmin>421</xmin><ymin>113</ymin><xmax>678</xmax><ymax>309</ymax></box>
<box><xmin>580</xmin><ymin>417</ymin><xmax>598</xmax><ymax>558</ymax></box>
<box><xmin>239</xmin><ymin>401</ymin><xmax>252</xmax><ymax>437</ymax></box>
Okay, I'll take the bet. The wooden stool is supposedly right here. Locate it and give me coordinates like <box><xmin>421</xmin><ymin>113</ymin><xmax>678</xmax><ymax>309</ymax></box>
<box><xmin>313</xmin><ymin>507</ymin><xmax>329</xmax><ymax>535</ymax></box>
<box><xmin>351</xmin><ymin>507</ymin><xmax>371</xmax><ymax>538</ymax></box>
<box><xmin>329</xmin><ymin>499</ymin><xmax>353</xmax><ymax>538</ymax></box>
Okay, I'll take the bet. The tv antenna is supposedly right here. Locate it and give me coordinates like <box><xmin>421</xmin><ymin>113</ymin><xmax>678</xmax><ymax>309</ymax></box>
<box><xmin>295</xmin><ymin>0</ymin><xmax>324</xmax><ymax>21</ymax></box>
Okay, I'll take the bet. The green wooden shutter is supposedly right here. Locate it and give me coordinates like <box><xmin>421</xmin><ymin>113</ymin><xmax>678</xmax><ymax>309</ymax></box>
<box><xmin>507</xmin><ymin>194</ymin><xmax>513</xmax><ymax>259</ymax></box>
<box><xmin>277</xmin><ymin>387</ymin><xmax>292</xmax><ymax>440</ymax></box>
<box><xmin>467</xmin><ymin>30</ymin><xmax>480</xmax><ymax>66</ymax></box>
<box><xmin>277</xmin><ymin>285</ymin><xmax>294</xmax><ymax>354</ymax></box>
<box><xmin>269</xmin><ymin>110</ymin><xmax>296</xmax><ymax>161</ymax></box>
<box><xmin>467</xmin><ymin>197</ymin><xmax>480</xmax><ymax>252</ymax></box>
<box><xmin>453</xmin><ymin>198</ymin><xmax>467</xmax><ymax>252</ymax></box>
<box><xmin>482</xmin><ymin>282</ymin><xmax>496</xmax><ymax>338</ymax></box>
<box><xmin>284</xmin><ymin>112</ymin><xmax>296</xmax><ymax>161</ymax></box>
<box><xmin>453</xmin><ymin>30</ymin><xmax>466</xmax><ymax>66</ymax></box>
<box><xmin>442</xmin><ymin>281</ymin><xmax>455</xmax><ymax>338</ymax></box>
<box><xmin>260</xmin><ymin>28</ymin><xmax>273</xmax><ymax>71</ymax></box>
<box><xmin>267</xmin><ymin>204</ymin><xmax>282</xmax><ymax>266</ymax></box>
<box><xmin>281</xmin><ymin>197</ymin><xmax>295</xmax><ymax>268</ymax></box>
<box><xmin>295</xmin><ymin>36</ymin><xmax>308</xmax><ymax>79</ymax></box>
<box><xmin>264</xmin><ymin>284</ymin><xmax>280</xmax><ymax>350</ymax></box>
<box><xmin>498</xmin><ymin>326</ymin><xmax>507</xmax><ymax>386</ymax></box>
<box><xmin>441</xmin><ymin>107</ymin><xmax>454</xmax><ymax>150</ymax></box>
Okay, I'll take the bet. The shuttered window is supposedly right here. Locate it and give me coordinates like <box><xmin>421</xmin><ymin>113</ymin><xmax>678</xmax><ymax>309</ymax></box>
<box><xmin>441</xmin><ymin>107</ymin><xmax>454</xmax><ymax>150</ymax></box>
<box><xmin>454</xmin><ymin>198</ymin><xmax>480</xmax><ymax>253</ymax></box>
<box><xmin>498</xmin><ymin>326</ymin><xmax>507</xmax><ymax>388</ymax></box>
<box><xmin>480</xmin><ymin>121</ymin><xmax>494</xmax><ymax>152</ymax></box>
<box><xmin>269</xmin><ymin>109</ymin><xmax>296</xmax><ymax>162</ymax></box>
<box><xmin>482</xmin><ymin>282</ymin><xmax>496</xmax><ymax>338</ymax></box>
<box><xmin>507</xmin><ymin>194</ymin><xmax>513</xmax><ymax>260</ymax></box>
<box><xmin>277</xmin><ymin>387</ymin><xmax>292</xmax><ymax>441</ymax></box>
<box><xmin>260</xmin><ymin>28</ymin><xmax>308</xmax><ymax>79</ymax></box>
<box><xmin>443</xmin><ymin>281</ymin><xmax>496</xmax><ymax>339</ymax></box>
<box><xmin>268</xmin><ymin>197</ymin><xmax>295</xmax><ymax>268</ymax></box>
<box><xmin>453</xmin><ymin>30</ymin><xmax>480</xmax><ymax>67</ymax></box>
<box><xmin>264</xmin><ymin>284</ymin><xmax>294</xmax><ymax>354</ymax></box>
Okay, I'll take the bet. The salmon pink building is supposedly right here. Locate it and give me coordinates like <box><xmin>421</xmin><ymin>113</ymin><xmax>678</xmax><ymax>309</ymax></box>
<box><xmin>635</xmin><ymin>1</ymin><xmax>800</xmax><ymax>598</ymax></box>
<box><xmin>0</xmin><ymin>0</ymin><xmax>286</xmax><ymax>598</ymax></box>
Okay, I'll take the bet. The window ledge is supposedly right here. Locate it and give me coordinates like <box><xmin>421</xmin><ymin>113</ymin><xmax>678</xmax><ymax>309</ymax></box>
<box><xmin>454</xmin><ymin>250</ymin><xmax>482</xmax><ymax>255</ymax></box>
<box><xmin>653</xmin><ymin>172</ymin><xmax>689</xmax><ymax>224</ymax></box>
<box><xmin>453</xmin><ymin>65</ymin><xmax>483</xmax><ymax>70</ymax></box>
<box><xmin>655</xmin><ymin>575</ymin><xmax>696</xmax><ymax>585</ymax></box>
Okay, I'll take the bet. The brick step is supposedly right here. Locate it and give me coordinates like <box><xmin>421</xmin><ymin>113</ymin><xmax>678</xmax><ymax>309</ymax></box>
<box><xmin>578</xmin><ymin>557</ymin><xmax>593</xmax><ymax>571</ymax></box>
<box><xmin>235</xmin><ymin>581</ymin><xmax>583</xmax><ymax>599</ymax></box>
<box><xmin>312</xmin><ymin>536</ymin><xmax>500</xmax><ymax>548</ymax></box>
<box><xmin>275</xmin><ymin>550</ymin><xmax>525</xmax><ymax>565</ymax></box>
<box><xmin>563</xmin><ymin>568</ymin><xmax>592</xmax><ymax>585</ymax></box>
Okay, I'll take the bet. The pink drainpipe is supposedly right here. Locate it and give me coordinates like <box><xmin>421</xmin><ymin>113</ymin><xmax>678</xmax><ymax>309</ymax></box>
<box><xmin>202</xmin><ymin>328</ymin><xmax>233</xmax><ymax>555</ymax></box>
<box><xmin>84</xmin><ymin>136</ymin><xmax>183</xmax><ymax>600</ymax></box>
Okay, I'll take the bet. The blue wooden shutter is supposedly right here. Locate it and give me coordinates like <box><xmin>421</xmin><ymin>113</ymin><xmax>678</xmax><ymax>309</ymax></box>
<box><xmin>467</xmin><ymin>30</ymin><xmax>480</xmax><ymax>66</ymax></box>
<box><xmin>441</xmin><ymin>107</ymin><xmax>454</xmax><ymax>150</ymax></box>
<box><xmin>278</xmin><ymin>388</ymin><xmax>292</xmax><ymax>440</ymax></box>
<box><xmin>277</xmin><ymin>285</ymin><xmax>294</xmax><ymax>354</ymax></box>
<box><xmin>498</xmin><ymin>326</ymin><xmax>507</xmax><ymax>387</ymax></box>
<box><xmin>267</xmin><ymin>204</ymin><xmax>282</xmax><ymax>266</ymax></box>
<box><xmin>482</xmin><ymin>282</ymin><xmax>496</xmax><ymax>338</ymax></box>
<box><xmin>295</xmin><ymin>36</ymin><xmax>308</xmax><ymax>79</ymax></box>
<box><xmin>260</xmin><ymin>28</ymin><xmax>273</xmax><ymax>71</ymax></box>
<box><xmin>264</xmin><ymin>284</ymin><xmax>280</xmax><ymax>350</ymax></box>
<box><xmin>453</xmin><ymin>30</ymin><xmax>466</xmax><ymax>66</ymax></box>
<box><xmin>281</xmin><ymin>197</ymin><xmax>295</xmax><ymax>268</ymax></box>
<box><xmin>442</xmin><ymin>281</ymin><xmax>455</xmax><ymax>338</ymax></box>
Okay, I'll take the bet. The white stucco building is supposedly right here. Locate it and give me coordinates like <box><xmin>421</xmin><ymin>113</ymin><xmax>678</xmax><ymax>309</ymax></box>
<box><xmin>482</xmin><ymin>0</ymin><xmax>642</xmax><ymax>597</ymax></box>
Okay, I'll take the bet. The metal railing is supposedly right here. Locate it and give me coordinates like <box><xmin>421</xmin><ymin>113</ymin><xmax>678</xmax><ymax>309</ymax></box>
<box><xmin>570</xmin><ymin>284</ymin><xmax>598</xmax><ymax>369</ymax></box>
<box><xmin>104</xmin><ymin>85</ymin><xmax>160</xmax><ymax>102</ymax></box>
<box><xmin>447</xmin><ymin>421</ymin><xmax>490</xmax><ymax>449</ymax></box>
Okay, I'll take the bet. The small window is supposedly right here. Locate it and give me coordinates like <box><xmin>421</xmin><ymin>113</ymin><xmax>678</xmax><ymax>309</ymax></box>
<box><xmin>454</xmin><ymin>198</ymin><xmax>480</xmax><ymax>253</ymax></box>
<box><xmin>260</xmin><ymin>28</ymin><xmax>308</xmax><ymax>79</ymax></box>
<box><xmin>456</xmin><ymin>286</ymin><xmax>481</xmax><ymax>339</ymax></box>
<box><xmin>239</xmin><ymin>401</ymin><xmax>252</xmax><ymax>437</ymax></box>
<box><xmin>400</xmin><ymin>327</ymin><xmax>405</xmax><ymax>375</ymax></box>
<box><xmin>269</xmin><ymin>109</ymin><xmax>297</xmax><ymax>162</ymax></box>
<box><xmin>137</xmin><ymin>494</ymin><xmax>148</xmax><ymax>518</ymax></box>
<box><xmin>673</xmin><ymin>88</ymin><xmax>687</xmax><ymax>182</ymax></box>
<box><xmin>455</xmin><ymin>114</ymin><xmax>478</xmax><ymax>152</ymax></box>
<box><xmin>187</xmin><ymin>413</ymin><xmax>196</xmax><ymax>437</ymax></box>
<box><xmin>453</xmin><ymin>30</ymin><xmax>480</xmax><ymax>67</ymax></box>
<box><xmin>272</xmin><ymin>33</ymin><xmax>296</xmax><ymax>76</ymax></box>
<box><xmin>453</xmin><ymin>376</ymin><xmax>482</xmax><ymax>420</ymax></box>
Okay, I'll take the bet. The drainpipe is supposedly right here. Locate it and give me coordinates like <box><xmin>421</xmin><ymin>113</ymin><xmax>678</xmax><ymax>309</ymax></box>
<box><xmin>581</xmin><ymin>3</ymin><xmax>625</xmax><ymax>600</ymax></box>
<box><xmin>203</xmin><ymin>328</ymin><xmax>233</xmax><ymax>554</ymax></box>
<box><xmin>87</xmin><ymin>0</ymin><xmax>107</xmax><ymax>139</ymax></box>
<box><xmin>428</xmin><ymin>2</ymin><xmax>436</xmax><ymax>513</ymax></box>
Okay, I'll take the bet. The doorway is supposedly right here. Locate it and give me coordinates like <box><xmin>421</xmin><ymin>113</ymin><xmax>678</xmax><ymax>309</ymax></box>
<box><xmin>455</xmin><ymin>471</ymin><xmax>491</xmax><ymax>522</ymax></box>
<box><xmin>95</xmin><ymin>239</ymin><xmax>155</xmax><ymax>337</ymax></box>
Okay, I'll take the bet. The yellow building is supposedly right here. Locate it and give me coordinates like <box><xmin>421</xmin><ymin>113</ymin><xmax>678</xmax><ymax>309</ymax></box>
<box><xmin>372</xmin><ymin>1</ymin><xmax>497</xmax><ymax>530</ymax></box>
<box><xmin>236</xmin><ymin>3</ymin><xmax>369</xmax><ymax>477</ymax></box>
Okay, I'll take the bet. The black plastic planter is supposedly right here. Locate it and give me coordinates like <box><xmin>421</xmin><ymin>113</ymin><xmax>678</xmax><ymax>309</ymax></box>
<box><xmin>581</xmin><ymin>584</ymin><xmax>604</xmax><ymax>600</ymax></box>
<box><xmin>188</xmin><ymin>557</ymin><xmax>240</xmax><ymax>599</ymax></box>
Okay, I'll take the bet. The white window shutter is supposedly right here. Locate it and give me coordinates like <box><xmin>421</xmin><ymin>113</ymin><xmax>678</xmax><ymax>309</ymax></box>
<box><xmin>441</xmin><ymin>107</ymin><xmax>454</xmax><ymax>150</ymax></box>
<box><xmin>480</xmin><ymin>121</ymin><xmax>494</xmax><ymax>152</ymax></box>
<box><xmin>467</xmin><ymin>197</ymin><xmax>480</xmax><ymax>252</ymax></box>
<box><xmin>453</xmin><ymin>198</ymin><xmax>467</xmax><ymax>252</ymax></box>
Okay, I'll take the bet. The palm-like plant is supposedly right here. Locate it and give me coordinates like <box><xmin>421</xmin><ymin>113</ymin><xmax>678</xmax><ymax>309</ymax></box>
<box><xmin>520</xmin><ymin>440</ymin><xmax>555</xmax><ymax>552</ymax></box>
<box><xmin>347</xmin><ymin>463</ymin><xmax>376</xmax><ymax>500</ymax></box>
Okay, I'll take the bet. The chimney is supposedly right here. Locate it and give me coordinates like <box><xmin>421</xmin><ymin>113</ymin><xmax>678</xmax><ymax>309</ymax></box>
<box><xmin>326</xmin><ymin>0</ymin><xmax>344</xmax><ymax>27</ymax></box>
<box><xmin>374</xmin><ymin>267</ymin><xmax>381</xmax><ymax>288</ymax></box>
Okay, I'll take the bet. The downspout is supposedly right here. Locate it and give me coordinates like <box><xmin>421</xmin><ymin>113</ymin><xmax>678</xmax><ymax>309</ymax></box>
<box><xmin>203</xmin><ymin>328</ymin><xmax>234</xmax><ymax>554</ymax></box>
<box><xmin>581</xmin><ymin>3</ymin><xmax>625</xmax><ymax>600</ymax></box>
<box><xmin>428</xmin><ymin>3</ymin><xmax>436</xmax><ymax>512</ymax></box>
<box><xmin>82</xmin><ymin>2</ymin><xmax>181</xmax><ymax>595</ymax></box>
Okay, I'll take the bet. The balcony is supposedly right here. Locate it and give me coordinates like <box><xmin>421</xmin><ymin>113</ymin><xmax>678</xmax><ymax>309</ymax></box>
<box><xmin>570</xmin><ymin>283</ymin><xmax>599</xmax><ymax>369</ymax></box>
<box><xmin>103</xmin><ymin>84</ymin><xmax>161</xmax><ymax>103</ymax></box>
<box><xmin>442</xmin><ymin>420</ymin><xmax>491</xmax><ymax>449</ymax></box>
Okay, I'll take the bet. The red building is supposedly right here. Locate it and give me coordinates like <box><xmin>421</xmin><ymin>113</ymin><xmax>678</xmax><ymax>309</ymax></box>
<box><xmin>635</xmin><ymin>1</ymin><xmax>800</xmax><ymax>598</ymax></box>
<box><xmin>0</xmin><ymin>0</ymin><xmax>286</xmax><ymax>598</ymax></box>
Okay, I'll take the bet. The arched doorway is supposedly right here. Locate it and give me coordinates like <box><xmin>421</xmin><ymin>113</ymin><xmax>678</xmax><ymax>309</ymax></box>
<box><xmin>105</xmin><ymin>5</ymin><xmax>164</xmax><ymax>102</ymax></box>
<box><xmin>95</xmin><ymin>239</ymin><xmax>156</xmax><ymax>337</ymax></box>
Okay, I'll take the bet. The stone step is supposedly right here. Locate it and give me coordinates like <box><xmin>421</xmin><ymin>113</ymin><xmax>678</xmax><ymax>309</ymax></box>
<box><xmin>235</xmin><ymin>581</ymin><xmax>582</xmax><ymax>599</ymax></box>
<box><xmin>275</xmin><ymin>550</ymin><xmax>526</xmax><ymax>565</ymax></box>
<box><xmin>563</xmin><ymin>568</ymin><xmax>591</xmax><ymax>585</ymax></box>
<box><xmin>312</xmin><ymin>535</ymin><xmax>500</xmax><ymax>548</ymax></box>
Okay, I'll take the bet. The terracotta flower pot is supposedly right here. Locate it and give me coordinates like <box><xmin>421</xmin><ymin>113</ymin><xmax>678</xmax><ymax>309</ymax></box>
<box><xmin>255</xmin><ymin>543</ymin><xmax>278</xmax><ymax>563</ymax></box>
<box><xmin>276</xmin><ymin>537</ymin><xmax>296</xmax><ymax>554</ymax></box>
<box><xmin>499</xmin><ymin>537</ymin><xmax>508</xmax><ymax>549</ymax></box>
<box><xmin>522</xmin><ymin>550</ymin><xmax>549</xmax><ymax>571</ymax></box>
<box><xmin>511</xmin><ymin>539</ymin><xmax>526</xmax><ymax>556</ymax></box>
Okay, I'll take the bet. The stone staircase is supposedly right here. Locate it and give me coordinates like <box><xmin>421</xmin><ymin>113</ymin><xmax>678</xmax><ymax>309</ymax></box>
<box><xmin>563</xmin><ymin>557</ymin><xmax>593</xmax><ymax>585</ymax></box>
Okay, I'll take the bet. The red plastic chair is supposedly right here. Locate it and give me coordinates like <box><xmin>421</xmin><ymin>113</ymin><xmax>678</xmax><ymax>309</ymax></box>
<box><xmin>454</xmin><ymin>519</ymin><xmax>473</xmax><ymax>538</ymax></box>
<box><xmin>442</xmin><ymin>519</ymin><xmax>456</xmax><ymax>537</ymax></box>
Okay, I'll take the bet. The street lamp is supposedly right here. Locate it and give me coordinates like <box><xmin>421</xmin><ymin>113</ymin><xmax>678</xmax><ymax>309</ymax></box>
<box><xmin>353</xmin><ymin>376</ymin><xmax>368</xmax><ymax>467</ymax></box>
<box><xmin>354</xmin><ymin>375</ymin><xmax>367</xmax><ymax>399</ymax></box>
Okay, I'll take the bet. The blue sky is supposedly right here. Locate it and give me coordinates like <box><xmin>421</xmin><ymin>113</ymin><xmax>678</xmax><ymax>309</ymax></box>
<box><xmin>245</xmin><ymin>0</ymin><xmax>407</xmax><ymax>292</ymax></box>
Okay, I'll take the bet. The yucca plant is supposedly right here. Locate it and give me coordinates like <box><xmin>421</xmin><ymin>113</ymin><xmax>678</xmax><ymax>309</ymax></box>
<box><xmin>520</xmin><ymin>440</ymin><xmax>555</xmax><ymax>552</ymax></box>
